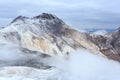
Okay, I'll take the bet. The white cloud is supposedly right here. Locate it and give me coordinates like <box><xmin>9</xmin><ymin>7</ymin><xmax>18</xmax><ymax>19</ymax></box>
<box><xmin>48</xmin><ymin>49</ymin><xmax>120</xmax><ymax>80</ymax></box>
<box><xmin>0</xmin><ymin>43</ymin><xmax>26</xmax><ymax>61</ymax></box>
<box><xmin>0</xmin><ymin>40</ymin><xmax>120</xmax><ymax>80</ymax></box>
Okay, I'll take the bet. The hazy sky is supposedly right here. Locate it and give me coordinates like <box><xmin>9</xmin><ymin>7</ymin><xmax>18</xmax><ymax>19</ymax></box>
<box><xmin>0</xmin><ymin>0</ymin><xmax>120</xmax><ymax>29</ymax></box>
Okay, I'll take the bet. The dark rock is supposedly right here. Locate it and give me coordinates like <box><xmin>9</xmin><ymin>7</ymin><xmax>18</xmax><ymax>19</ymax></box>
<box><xmin>11</xmin><ymin>16</ymin><xmax>29</xmax><ymax>23</ymax></box>
<box><xmin>33</xmin><ymin>13</ymin><xmax>56</xmax><ymax>20</ymax></box>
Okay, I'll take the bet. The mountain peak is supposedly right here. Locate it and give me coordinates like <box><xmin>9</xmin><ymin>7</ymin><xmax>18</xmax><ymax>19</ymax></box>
<box><xmin>8</xmin><ymin>13</ymin><xmax>67</xmax><ymax>35</ymax></box>
<box><xmin>33</xmin><ymin>13</ymin><xmax>56</xmax><ymax>20</ymax></box>
<box><xmin>11</xmin><ymin>15</ymin><xmax>29</xmax><ymax>23</ymax></box>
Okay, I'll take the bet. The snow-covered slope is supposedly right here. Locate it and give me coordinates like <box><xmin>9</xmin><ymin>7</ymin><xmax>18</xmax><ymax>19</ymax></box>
<box><xmin>0</xmin><ymin>13</ymin><xmax>120</xmax><ymax>61</ymax></box>
<box><xmin>0</xmin><ymin>13</ymin><xmax>74</xmax><ymax>57</ymax></box>
<box><xmin>0</xmin><ymin>13</ymin><xmax>120</xmax><ymax>80</ymax></box>
<box><xmin>0</xmin><ymin>66</ymin><xmax>59</xmax><ymax>80</ymax></box>
<box><xmin>0</xmin><ymin>13</ymin><xmax>102</xmax><ymax>58</ymax></box>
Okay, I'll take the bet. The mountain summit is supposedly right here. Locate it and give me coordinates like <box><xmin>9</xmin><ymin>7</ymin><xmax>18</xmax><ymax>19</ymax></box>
<box><xmin>33</xmin><ymin>13</ymin><xmax>56</xmax><ymax>19</ymax></box>
<box><xmin>11</xmin><ymin>16</ymin><xmax>29</xmax><ymax>23</ymax></box>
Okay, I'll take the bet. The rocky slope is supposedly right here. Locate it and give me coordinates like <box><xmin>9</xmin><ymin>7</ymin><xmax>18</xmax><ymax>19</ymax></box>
<box><xmin>0</xmin><ymin>13</ymin><xmax>120</xmax><ymax>62</ymax></box>
<box><xmin>0</xmin><ymin>13</ymin><xmax>120</xmax><ymax>80</ymax></box>
<box><xmin>0</xmin><ymin>13</ymin><xmax>101</xmax><ymax>58</ymax></box>
<box><xmin>90</xmin><ymin>28</ymin><xmax>120</xmax><ymax>61</ymax></box>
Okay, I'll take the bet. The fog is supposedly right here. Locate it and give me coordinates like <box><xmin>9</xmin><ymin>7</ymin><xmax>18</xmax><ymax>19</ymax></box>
<box><xmin>49</xmin><ymin>49</ymin><xmax>120</xmax><ymax>80</ymax></box>
<box><xmin>0</xmin><ymin>43</ymin><xmax>120</xmax><ymax>80</ymax></box>
<box><xmin>0</xmin><ymin>45</ymin><xmax>25</xmax><ymax>61</ymax></box>
<box><xmin>0</xmin><ymin>43</ymin><xmax>49</xmax><ymax>68</ymax></box>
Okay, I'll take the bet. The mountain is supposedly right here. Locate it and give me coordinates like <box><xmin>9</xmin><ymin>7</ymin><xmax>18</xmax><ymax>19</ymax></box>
<box><xmin>0</xmin><ymin>13</ymin><xmax>120</xmax><ymax>61</ymax></box>
<box><xmin>0</xmin><ymin>13</ymin><xmax>101</xmax><ymax>57</ymax></box>
<box><xmin>90</xmin><ymin>28</ymin><xmax>120</xmax><ymax>61</ymax></box>
<box><xmin>0</xmin><ymin>13</ymin><xmax>120</xmax><ymax>80</ymax></box>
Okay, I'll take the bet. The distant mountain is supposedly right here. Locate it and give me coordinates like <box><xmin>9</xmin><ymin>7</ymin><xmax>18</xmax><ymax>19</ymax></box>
<box><xmin>90</xmin><ymin>28</ymin><xmax>120</xmax><ymax>61</ymax></box>
<box><xmin>86</xmin><ymin>29</ymin><xmax>115</xmax><ymax>33</ymax></box>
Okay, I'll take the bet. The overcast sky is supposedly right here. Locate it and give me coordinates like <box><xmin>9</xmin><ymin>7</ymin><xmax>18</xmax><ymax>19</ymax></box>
<box><xmin>0</xmin><ymin>0</ymin><xmax>120</xmax><ymax>29</ymax></box>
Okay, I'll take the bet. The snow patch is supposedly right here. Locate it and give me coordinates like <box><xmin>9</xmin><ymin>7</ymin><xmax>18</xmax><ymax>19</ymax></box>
<box><xmin>93</xmin><ymin>30</ymin><xmax>107</xmax><ymax>36</ymax></box>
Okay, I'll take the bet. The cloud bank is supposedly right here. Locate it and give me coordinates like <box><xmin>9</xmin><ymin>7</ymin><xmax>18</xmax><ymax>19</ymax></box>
<box><xmin>49</xmin><ymin>49</ymin><xmax>120</xmax><ymax>80</ymax></box>
<box><xmin>0</xmin><ymin>42</ymin><xmax>120</xmax><ymax>80</ymax></box>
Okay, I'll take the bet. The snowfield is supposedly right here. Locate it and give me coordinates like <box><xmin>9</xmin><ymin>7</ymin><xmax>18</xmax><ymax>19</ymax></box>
<box><xmin>0</xmin><ymin>67</ymin><xmax>59</xmax><ymax>80</ymax></box>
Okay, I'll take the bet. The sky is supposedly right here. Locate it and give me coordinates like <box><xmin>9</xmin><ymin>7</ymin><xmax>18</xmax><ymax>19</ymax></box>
<box><xmin>0</xmin><ymin>0</ymin><xmax>120</xmax><ymax>29</ymax></box>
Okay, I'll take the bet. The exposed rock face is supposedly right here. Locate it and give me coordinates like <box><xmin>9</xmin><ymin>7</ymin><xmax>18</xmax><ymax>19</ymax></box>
<box><xmin>0</xmin><ymin>13</ymin><xmax>120</xmax><ymax>62</ymax></box>
<box><xmin>11</xmin><ymin>16</ymin><xmax>29</xmax><ymax>23</ymax></box>
<box><xmin>90</xmin><ymin>28</ymin><xmax>120</xmax><ymax>61</ymax></box>
<box><xmin>34</xmin><ymin>13</ymin><xmax>56</xmax><ymax>20</ymax></box>
<box><xmin>0</xmin><ymin>13</ymin><xmax>100</xmax><ymax>59</ymax></box>
<box><xmin>108</xmin><ymin>28</ymin><xmax>120</xmax><ymax>54</ymax></box>
<box><xmin>0</xmin><ymin>13</ymin><xmax>76</xmax><ymax>57</ymax></box>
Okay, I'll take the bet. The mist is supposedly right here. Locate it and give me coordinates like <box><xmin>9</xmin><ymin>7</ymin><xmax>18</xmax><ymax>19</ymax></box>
<box><xmin>49</xmin><ymin>49</ymin><xmax>120</xmax><ymax>80</ymax></box>
<box><xmin>0</xmin><ymin>43</ymin><xmax>49</xmax><ymax>69</ymax></box>
<box><xmin>0</xmin><ymin>43</ymin><xmax>120</xmax><ymax>80</ymax></box>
